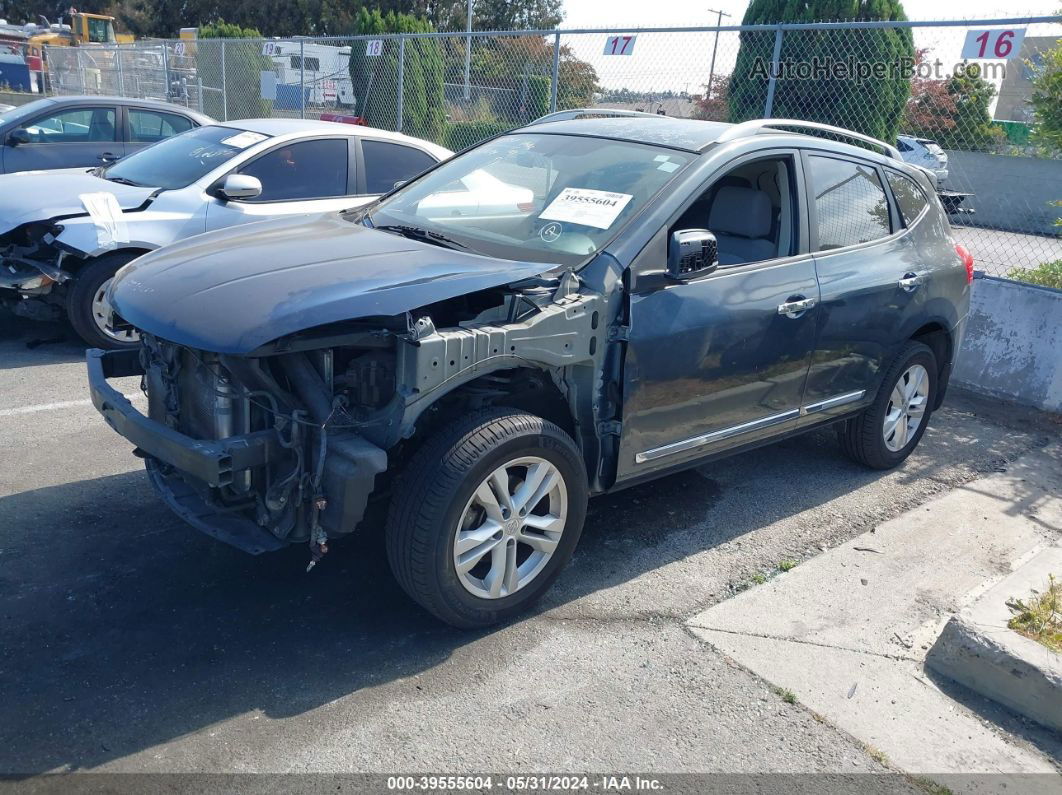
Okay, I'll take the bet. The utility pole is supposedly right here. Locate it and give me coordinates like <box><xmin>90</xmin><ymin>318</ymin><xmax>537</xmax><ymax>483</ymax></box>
<box><xmin>464</xmin><ymin>0</ymin><xmax>473</xmax><ymax>100</ymax></box>
<box><xmin>705</xmin><ymin>8</ymin><xmax>730</xmax><ymax>104</ymax></box>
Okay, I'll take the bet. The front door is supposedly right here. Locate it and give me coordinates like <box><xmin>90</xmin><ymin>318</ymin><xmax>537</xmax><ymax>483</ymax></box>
<box><xmin>3</xmin><ymin>104</ymin><xmax>122</xmax><ymax>172</ymax></box>
<box><xmin>205</xmin><ymin>137</ymin><xmax>365</xmax><ymax>231</ymax></box>
<box><xmin>616</xmin><ymin>152</ymin><xmax>818</xmax><ymax>481</ymax></box>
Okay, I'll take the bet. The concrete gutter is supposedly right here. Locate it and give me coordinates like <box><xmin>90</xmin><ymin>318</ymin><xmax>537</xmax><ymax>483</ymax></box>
<box><xmin>687</xmin><ymin>442</ymin><xmax>1062</xmax><ymax>782</ymax></box>
<box><xmin>953</xmin><ymin>276</ymin><xmax>1062</xmax><ymax>413</ymax></box>
<box><xmin>927</xmin><ymin>546</ymin><xmax>1062</xmax><ymax>734</ymax></box>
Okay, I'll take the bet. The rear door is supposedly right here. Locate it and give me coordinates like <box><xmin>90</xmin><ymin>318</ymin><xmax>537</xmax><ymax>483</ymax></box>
<box><xmin>3</xmin><ymin>103</ymin><xmax>122</xmax><ymax>171</ymax></box>
<box><xmin>357</xmin><ymin>137</ymin><xmax>440</xmax><ymax>195</ymax></box>
<box><xmin>205</xmin><ymin>136</ymin><xmax>363</xmax><ymax>231</ymax></box>
<box><xmin>799</xmin><ymin>151</ymin><xmax>927</xmax><ymax>423</ymax></box>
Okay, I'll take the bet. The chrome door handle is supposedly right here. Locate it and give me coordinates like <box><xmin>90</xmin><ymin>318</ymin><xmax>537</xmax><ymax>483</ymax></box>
<box><xmin>777</xmin><ymin>297</ymin><xmax>816</xmax><ymax>317</ymax></box>
<box><xmin>99</xmin><ymin>151</ymin><xmax>119</xmax><ymax>163</ymax></box>
<box><xmin>898</xmin><ymin>272</ymin><xmax>925</xmax><ymax>292</ymax></box>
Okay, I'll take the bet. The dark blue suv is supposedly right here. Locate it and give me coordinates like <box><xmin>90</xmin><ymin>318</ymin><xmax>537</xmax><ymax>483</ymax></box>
<box><xmin>89</xmin><ymin>115</ymin><xmax>973</xmax><ymax>627</ymax></box>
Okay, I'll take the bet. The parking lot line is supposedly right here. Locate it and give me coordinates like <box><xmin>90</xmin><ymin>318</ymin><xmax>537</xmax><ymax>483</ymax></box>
<box><xmin>0</xmin><ymin>393</ymin><xmax>142</xmax><ymax>418</ymax></box>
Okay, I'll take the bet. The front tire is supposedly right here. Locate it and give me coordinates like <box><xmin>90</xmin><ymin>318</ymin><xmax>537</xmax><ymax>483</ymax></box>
<box><xmin>66</xmin><ymin>252</ymin><xmax>141</xmax><ymax>349</ymax></box>
<box><xmin>839</xmin><ymin>341</ymin><xmax>937</xmax><ymax>469</ymax></box>
<box><xmin>386</xmin><ymin>409</ymin><xmax>588</xmax><ymax>628</ymax></box>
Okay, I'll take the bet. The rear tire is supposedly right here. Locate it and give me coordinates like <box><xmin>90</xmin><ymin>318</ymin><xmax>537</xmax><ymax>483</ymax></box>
<box><xmin>839</xmin><ymin>341</ymin><xmax>937</xmax><ymax>470</ymax></box>
<box><xmin>66</xmin><ymin>252</ymin><xmax>141</xmax><ymax>349</ymax></box>
<box><xmin>386</xmin><ymin>409</ymin><xmax>588</xmax><ymax>628</ymax></box>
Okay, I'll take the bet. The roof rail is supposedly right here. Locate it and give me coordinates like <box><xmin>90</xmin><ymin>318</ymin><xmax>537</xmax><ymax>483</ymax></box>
<box><xmin>717</xmin><ymin>119</ymin><xmax>901</xmax><ymax>160</ymax></box>
<box><xmin>528</xmin><ymin>108</ymin><xmax>665</xmax><ymax>125</ymax></box>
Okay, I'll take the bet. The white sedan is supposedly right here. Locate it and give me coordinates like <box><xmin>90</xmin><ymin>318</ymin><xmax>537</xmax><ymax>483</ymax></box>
<box><xmin>0</xmin><ymin>118</ymin><xmax>451</xmax><ymax>347</ymax></box>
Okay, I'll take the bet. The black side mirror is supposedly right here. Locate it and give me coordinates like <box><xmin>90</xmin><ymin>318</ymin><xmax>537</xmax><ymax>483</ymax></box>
<box><xmin>6</xmin><ymin>128</ymin><xmax>31</xmax><ymax>146</ymax></box>
<box><xmin>667</xmin><ymin>229</ymin><xmax>718</xmax><ymax>280</ymax></box>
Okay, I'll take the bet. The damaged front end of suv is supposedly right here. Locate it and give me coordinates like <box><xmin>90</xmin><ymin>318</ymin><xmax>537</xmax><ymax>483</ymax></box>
<box><xmin>88</xmin><ymin>211</ymin><xmax>620</xmax><ymax>573</ymax></box>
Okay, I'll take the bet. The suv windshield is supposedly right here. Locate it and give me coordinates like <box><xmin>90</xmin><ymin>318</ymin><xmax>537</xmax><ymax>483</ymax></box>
<box><xmin>103</xmin><ymin>125</ymin><xmax>271</xmax><ymax>190</ymax></box>
<box><xmin>366</xmin><ymin>133</ymin><xmax>693</xmax><ymax>266</ymax></box>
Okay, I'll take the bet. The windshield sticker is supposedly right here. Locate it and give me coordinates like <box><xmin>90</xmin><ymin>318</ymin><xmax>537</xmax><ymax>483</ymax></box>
<box><xmin>220</xmin><ymin>131</ymin><xmax>268</xmax><ymax>149</ymax></box>
<box><xmin>539</xmin><ymin>188</ymin><xmax>633</xmax><ymax>230</ymax></box>
<box><xmin>657</xmin><ymin>161</ymin><xmax>680</xmax><ymax>173</ymax></box>
<box><xmin>79</xmin><ymin>192</ymin><xmax>129</xmax><ymax>250</ymax></box>
<box><xmin>654</xmin><ymin>155</ymin><xmax>671</xmax><ymax>162</ymax></box>
<box><xmin>539</xmin><ymin>221</ymin><xmax>563</xmax><ymax>242</ymax></box>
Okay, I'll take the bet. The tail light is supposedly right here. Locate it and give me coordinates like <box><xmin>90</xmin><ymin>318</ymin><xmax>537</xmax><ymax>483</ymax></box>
<box><xmin>517</xmin><ymin>201</ymin><xmax>535</xmax><ymax>212</ymax></box>
<box><xmin>955</xmin><ymin>243</ymin><xmax>974</xmax><ymax>284</ymax></box>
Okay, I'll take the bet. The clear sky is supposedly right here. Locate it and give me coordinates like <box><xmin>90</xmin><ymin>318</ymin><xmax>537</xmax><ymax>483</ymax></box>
<box><xmin>556</xmin><ymin>0</ymin><xmax>1062</xmax><ymax>94</ymax></box>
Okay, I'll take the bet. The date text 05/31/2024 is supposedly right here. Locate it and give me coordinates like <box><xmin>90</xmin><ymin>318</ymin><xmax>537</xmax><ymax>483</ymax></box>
<box><xmin>386</xmin><ymin>775</ymin><xmax>665</xmax><ymax>791</ymax></box>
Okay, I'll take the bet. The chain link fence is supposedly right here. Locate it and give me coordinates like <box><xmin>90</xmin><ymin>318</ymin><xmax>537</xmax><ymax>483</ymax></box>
<box><xmin>37</xmin><ymin>15</ymin><xmax>1062</xmax><ymax>280</ymax></box>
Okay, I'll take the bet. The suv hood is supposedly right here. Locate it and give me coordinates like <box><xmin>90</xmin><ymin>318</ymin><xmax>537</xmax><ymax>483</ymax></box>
<box><xmin>0</xmin><ymin>171</ymin><xmax>156</xmax><ymax>235</ymax></box>
<box><xmin>110</xmin><ymin>212</ymin><xmax>554</xmax><ymax>354</ymax></box>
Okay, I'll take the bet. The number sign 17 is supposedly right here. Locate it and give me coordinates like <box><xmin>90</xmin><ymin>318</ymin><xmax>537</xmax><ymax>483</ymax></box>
<box><xmin>961</xmin><ymin>28</ymin><xmax>1025</xmax><ymax>60</ymax></box>
<box><xmin>603</xmin><ymin>35</ymin><xmax>636</xmax><ymax>56</ymax></box>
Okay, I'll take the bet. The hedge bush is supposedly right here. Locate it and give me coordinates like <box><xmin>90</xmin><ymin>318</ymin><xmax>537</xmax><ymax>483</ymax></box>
<box><xmin>443</xmin><ymin>121</ymin><xmax>510</xmax><ymax>152</ymax></box>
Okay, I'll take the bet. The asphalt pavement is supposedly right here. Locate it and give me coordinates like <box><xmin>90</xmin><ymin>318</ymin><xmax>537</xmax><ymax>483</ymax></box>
<box><xmin>1</xmin><ymin>310</ymin><xmax>1059</xmax><ymax>778</ymax></box>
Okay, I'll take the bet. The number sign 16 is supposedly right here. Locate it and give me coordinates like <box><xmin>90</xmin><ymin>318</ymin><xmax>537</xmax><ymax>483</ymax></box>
<box><xmin>961</xmin><ymin>28</ymin><xmax>1026</xmax><ymax>60</ymax></box>
<box><xmin>603</xmin><ymin>35</ymin><xmax>636</xmax><ymax>56</ymax></box>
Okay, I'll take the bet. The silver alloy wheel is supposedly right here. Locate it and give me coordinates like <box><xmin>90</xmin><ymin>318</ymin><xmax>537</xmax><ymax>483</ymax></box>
<box><xmin>453</xmin><ymin>456</ymin><xmax>568</xmax><ymax>600</ymax></box>
<box><xmin>883</xmin><ymin>363</ymin><xmax>929</xmax><ymax>452</ymax></box>
<box><xmin>91</xmin><ymin>276</ymin><xmax>139</xmax><ymax>344</ymax></box>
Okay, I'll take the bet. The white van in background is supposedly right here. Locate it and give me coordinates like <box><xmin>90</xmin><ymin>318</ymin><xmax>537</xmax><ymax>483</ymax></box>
<box><xmin>263</xmin><ymin>39</ymin><xmax>355</xmax><ymax>109</ymax></box>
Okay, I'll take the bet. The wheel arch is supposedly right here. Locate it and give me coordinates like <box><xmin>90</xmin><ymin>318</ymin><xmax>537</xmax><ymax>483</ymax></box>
<box><xmin>391</xmin><ymin>364</ymin><xmax>585</xmax><ymax>473</ymax></box>
<box><xmin>909</xmin><ymin>320</ymin><xmax>953</xmax><ymax>410</ymax></box>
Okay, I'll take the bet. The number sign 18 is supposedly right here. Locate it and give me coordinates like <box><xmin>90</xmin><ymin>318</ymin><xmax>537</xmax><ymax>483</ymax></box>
<box><xmin>960</xmin><ymin>28</ymin><xmax>1026</xmax><ymax>60</ymax></box>
<box><xmin>603</xmin><ymin>35</ymin><xmax>637</xmax><ymax>56</ymax></box>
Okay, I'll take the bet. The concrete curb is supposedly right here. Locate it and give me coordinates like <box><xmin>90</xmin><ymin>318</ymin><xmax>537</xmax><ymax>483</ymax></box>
<box><xmin>926</xmin><ymin>546</ymin><xmax>1062</xmax><ymax>734</ymax></box>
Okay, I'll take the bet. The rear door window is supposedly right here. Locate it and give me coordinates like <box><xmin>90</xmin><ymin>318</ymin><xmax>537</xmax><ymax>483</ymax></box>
<box><xmin>362</xmin><ymin>139</ymin><xmax>438</xmax><ymax>194</ymax></box>
<box><xmin>808</xmin><ymin>155</ymin><xmax>892</xmax><ymax>251</ymax></box>
<box><xmin>128</xmin><ymin>109</ymin><xmax>195</xmax><ymax>143</ymax></box>
<box><xmin>238</xmin><ymin>138</ymin><xmax>348</xmax><ymax>201</ymax></box>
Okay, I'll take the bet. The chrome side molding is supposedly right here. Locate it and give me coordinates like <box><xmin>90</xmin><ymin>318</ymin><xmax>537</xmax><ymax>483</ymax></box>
<box><xmin>635</xmin><ymin>408</ymin><xmax>799</xmax><ymax>464</ymax></box>
<box><xmin>801</xmin><ymin>389</ymin><xmax>865</xmax><ymax>415</ymax></box>
<box><xmin>635</xmin><ymin>389</ymin><xmax>867</xmax><ymax>464</ymax></box>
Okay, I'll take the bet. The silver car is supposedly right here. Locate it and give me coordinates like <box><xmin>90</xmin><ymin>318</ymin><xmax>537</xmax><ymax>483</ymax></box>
<box><xmin>0</xmin><ymin>118</ymin><xmax>451</xmax><ymax>347</ymax></box>
<box><xmin>897</xmin><ymin>134</ymin><xmax>948</xmax><ymax>184</ymax></box>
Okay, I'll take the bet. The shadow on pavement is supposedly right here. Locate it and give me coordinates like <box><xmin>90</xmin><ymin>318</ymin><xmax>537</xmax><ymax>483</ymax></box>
<box><xmin>0</xmin><ymin>394</ymin><xmax>1055</xmax><ymax>774</ymax></box>
<box><xmin>0</xmin><ymin>309</ymin><xmax>86</xmax><ymax>371</ymax></box>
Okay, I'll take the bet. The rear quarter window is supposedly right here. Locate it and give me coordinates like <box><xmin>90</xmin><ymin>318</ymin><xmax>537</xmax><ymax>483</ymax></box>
<box><xmin>887</xmin><ymin>171</ymin><xmax>930</xmax><ymax>227</ymax></box>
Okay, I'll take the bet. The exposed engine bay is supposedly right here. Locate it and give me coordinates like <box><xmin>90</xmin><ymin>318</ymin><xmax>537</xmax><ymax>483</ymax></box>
<box><xmin>108</xmin><ymin>277</ymin><xmax>610</xmax><ymax>565</ymax></box>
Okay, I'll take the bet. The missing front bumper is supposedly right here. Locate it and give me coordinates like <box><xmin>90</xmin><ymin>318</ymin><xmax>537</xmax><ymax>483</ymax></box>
<box><xmin>87</xmin><ymin>347</ymin><xmax>279</xmax><ymax>488</ymax></box>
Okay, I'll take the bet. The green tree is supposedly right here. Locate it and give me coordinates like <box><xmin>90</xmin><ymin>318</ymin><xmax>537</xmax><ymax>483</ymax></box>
<box><xmin>198</xmin><ymin>20</ymin><xmax>273</xmax><ymax>121</ymax></box>
<box><xmin>729</xmin><ymin>0</ymin><xmax>914</xmax><ymax>142</ymax></box>
<box><xmin>430</xmin><ymin>0</ymin><xmax>563</xmax><ymax>32</ymax></box>
<box><xmin>932</xmin><ymin>65</ymin><xmax>1004</xmax><ymax>151</ymax></box>
<box><xmin>349</xmin><ymin>8</ymin><xmax>445</xmax><ymax>143</ymax></box>
<box><xmin>1029</xmin><ymin>36</ymin><xmax>1062</xmax><ymax>155</ymax></box>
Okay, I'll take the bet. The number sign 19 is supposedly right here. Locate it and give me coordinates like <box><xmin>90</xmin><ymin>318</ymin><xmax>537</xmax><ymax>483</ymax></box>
<box><xmin>603</xmin><ymin>35</ymin><xmax>636</xmax><ymax>56</ymax></box>
<box><xmin>961</xmin><ymin>28</ymin><xmax>1025</xmax><ymax>60</ymax></box>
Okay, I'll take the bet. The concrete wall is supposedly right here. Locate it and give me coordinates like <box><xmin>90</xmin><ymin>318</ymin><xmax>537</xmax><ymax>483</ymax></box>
<box><xmin>953</xmin><ymin>276</ymin><xmax>1062</xmax><ymax>412</ymax></box>
<box><xmin>0</xmin><ymin>90</ymin><xmax>42</xmax><ymax>109</ymax></box>
<box><xmin>946</xmin><ymin>150</ymin><xmax>1062</xmax><ymax>236</ymax></box>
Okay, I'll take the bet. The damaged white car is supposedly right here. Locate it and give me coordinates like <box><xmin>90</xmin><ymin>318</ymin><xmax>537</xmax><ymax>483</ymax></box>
<box><xmin>0</xmin><ymin>118</ymin><xmax>450</xmax><ymax>347</ymax></box>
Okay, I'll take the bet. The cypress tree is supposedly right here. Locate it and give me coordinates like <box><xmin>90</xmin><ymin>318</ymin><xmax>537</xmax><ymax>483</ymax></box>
<box><xmin>349</xmin><ymin>9</ymin><xmax>445</xmax><ymax>143</ymax></box>
<box><xmin>728</xmin><ymin>0</ymin><xmax>914</xmax><ymax>142</ymax></box>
